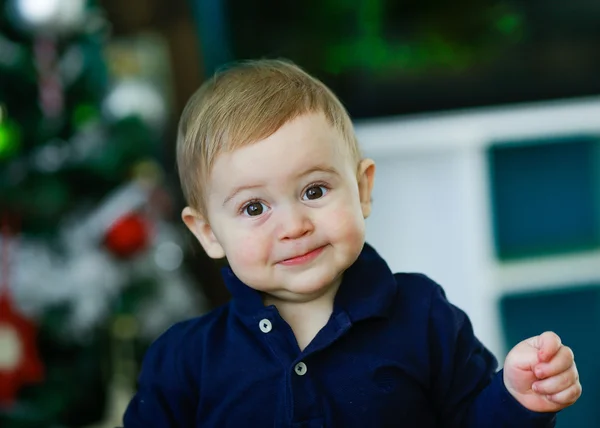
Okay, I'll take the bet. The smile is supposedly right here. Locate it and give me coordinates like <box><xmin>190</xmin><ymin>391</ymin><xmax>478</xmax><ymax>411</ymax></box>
<box><xmin>278</xmin><ymin>246</ymin><xmax>326</xmax><ymax>266</ymax></box>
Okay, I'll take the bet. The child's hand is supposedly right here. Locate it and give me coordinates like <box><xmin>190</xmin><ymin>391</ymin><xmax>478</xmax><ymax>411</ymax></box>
<box><xmin>503</xmin><ymin>331</ymin><xmax>581</xmax><ymax>413</ymax></box>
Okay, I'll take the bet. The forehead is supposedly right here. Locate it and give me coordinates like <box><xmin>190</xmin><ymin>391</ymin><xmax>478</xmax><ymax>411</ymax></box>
<box><xmin>209</xmin><ymin>113</ymin><xmax>349</xmax><ymax>184</ymax></box>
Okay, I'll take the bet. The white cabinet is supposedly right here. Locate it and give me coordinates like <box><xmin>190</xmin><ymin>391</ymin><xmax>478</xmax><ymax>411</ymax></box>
<box><xmin>357</xmin><ymin>96</ymin><xmax>600</xmax><ymax>360</ymax></box>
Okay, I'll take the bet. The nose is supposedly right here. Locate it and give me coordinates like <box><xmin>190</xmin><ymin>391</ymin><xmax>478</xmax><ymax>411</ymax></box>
<box><xmin>276</xmin><ymin>205</ymin><xmax>314</xmax><ymax>241</ymax></box>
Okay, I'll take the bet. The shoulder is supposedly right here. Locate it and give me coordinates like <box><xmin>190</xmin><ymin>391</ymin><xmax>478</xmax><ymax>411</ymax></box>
<box><xmin>393</xmin><ymin>273</ymin><xmax>484</xmax><ymax>360</ymax></box>
<box><xmin>390</xmin><ymin>272</ymin><xmax>467</xmax><ymax>337</ymax></box>
<box><xmin>374</xmin><ymin>272</ymin><xmax>446</xmax><ymax>340</ymax></box>
<box><xmin>123</xmin><ymin>307</ymin><xmax>235</xmax><ymax>426</ymax></box>
<box><xmin>138</xmin><ymin>303</ymin><xmax>233</xmax><ymax>390</ymax></box>
<box><xmin>150</xmin><ymin>302</ymin><xmax>232</xmax><ymax>353</ymax></box>
<box><xmin>392</xmin><ymin>272</ymin><xmax>446</xmax><ymax>306</ymax></box>
<box><xmin>393</xmin><ymin>272</ymin><xmax>466</xmax><ymax>321</ymax></box>
<box><xmin>392</xmin><ymin>272</ymin><xmax>497</xmax><ymax>368</ymax></box>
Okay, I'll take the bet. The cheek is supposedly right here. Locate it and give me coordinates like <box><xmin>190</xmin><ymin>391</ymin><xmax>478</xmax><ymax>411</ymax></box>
<box><xmin>323</xmin><ymin>205</ymin><xmax>365</xmax><ymax>243</ymax></box>
<box><xmin>225</xmin><ymin>230</ymin><xmax>272</xmax><ymax>269</ymax></box>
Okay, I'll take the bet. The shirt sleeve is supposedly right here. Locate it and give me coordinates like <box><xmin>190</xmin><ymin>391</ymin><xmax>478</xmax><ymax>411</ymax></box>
<box><xmin>426</xmin><ymin>279</ymin><xmax>556</xmax><ymax>427</ymax></box>
<box><xmin>122</xmin><ymin>324</ymin><xmax>197</xmax><ymax>427</ymax></box>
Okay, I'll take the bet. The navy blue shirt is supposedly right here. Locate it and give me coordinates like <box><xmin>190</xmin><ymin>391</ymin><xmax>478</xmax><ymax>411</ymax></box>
<box><xmin>123</xmin><ymin>243</ymin><xmax>556</xmax><ymax>427</ymax></box>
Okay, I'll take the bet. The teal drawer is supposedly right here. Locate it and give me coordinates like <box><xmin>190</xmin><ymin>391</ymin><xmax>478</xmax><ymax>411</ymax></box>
<box><xmin>500</xmin><ymin>285</ymin><xmax>600</xmax><ymax>427</ymax></box>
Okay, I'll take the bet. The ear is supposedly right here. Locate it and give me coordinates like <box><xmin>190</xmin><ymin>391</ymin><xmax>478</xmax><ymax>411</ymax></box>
<box><xmin>181</xmin><ymin>206</ymin><xmax>226</xmax><ymax>259</ymax></box>
<box><xmin>357</xmin><ymin>158</ymin><xmax>376</xmax><ymax>218</ymax></box>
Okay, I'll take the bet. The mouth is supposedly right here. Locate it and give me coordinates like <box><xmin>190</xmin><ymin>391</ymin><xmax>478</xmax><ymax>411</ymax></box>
<box><xmin>278</xmin><ymin>245</ymin><xmax>326</xmax><ymax>266</ymax></box>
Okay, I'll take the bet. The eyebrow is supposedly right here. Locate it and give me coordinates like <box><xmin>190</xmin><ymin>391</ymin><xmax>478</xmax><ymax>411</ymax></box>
<box><xmin>222</xmin><ymin>164</ymin><xmax>339</xmax><ymax>207</ymax></box>
<box><xmin>222</xmin><ymin>184</ymin><xmax>264</xmax><ymax>207</ymax></box>
<box><xmin>297</xmin><ymin>164</ymin><xmax>339</xmax><ymax>178</ymax></box>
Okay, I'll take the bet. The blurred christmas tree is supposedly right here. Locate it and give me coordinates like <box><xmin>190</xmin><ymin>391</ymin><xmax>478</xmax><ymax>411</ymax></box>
<box><xmin>0</xmin><ymin>0</ymin><xmax>206</xmax><ymax>426</ymax></box>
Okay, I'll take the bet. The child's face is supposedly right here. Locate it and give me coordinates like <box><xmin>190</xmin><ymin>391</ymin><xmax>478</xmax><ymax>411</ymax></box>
<box><xmin>183</xmin><ymin>113</ymin><xmax>375</xmax><ymax>303</ymax></box>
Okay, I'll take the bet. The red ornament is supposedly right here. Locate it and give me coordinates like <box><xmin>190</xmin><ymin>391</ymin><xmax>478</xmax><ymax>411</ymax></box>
<box><xmin>104</xmin><ymin>213</ymin><xmax>151</xmax><ymax>258</ymax></box>
<box><xmin>0</xmin><ymin>292</ymin><xmax>45</xmax><ymax>408</ymax></box>
<box><xmin>0</xmin><ymin>216</ymin><xmax>44</xmax><ymax>409</ymax></box>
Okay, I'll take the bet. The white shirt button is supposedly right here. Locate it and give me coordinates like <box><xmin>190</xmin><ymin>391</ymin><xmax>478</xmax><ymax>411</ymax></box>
<box><xmin>259</xmin><ymin>319</ymin><xmax>272</xmax><ymax>333</ymax></box>
<box><xmin>294</xmin><ymin>362</ymin><xmax>307</xmax><ymax>376</ymax></box>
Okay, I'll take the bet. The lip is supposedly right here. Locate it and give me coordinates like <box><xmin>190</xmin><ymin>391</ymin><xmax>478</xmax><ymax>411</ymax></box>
<box><xmin>278</xmin><ymin>246</ymin><xmax>326</xmax><ymax>266</ymax></box>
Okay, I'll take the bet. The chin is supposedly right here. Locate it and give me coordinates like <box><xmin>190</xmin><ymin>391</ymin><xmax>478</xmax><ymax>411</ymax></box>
<box><xmin>286</xmin><ymin>268</ymin><xmax>342</xmax><ymax>296</ymax></box>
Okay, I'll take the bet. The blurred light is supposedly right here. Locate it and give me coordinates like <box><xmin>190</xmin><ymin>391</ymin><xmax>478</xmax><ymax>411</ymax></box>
<box><xmin>33</xmin><ymin>139</ymin><xmax>70</xmax><ymax>172</ymax></box>
<box><xmin>102</xmin><ymin>79</ymin><xmax>167</xmax><ymax>130</ymax></box>
<box><xmin>16</xmin><ymin>0</ymin><xmax>61</xmax><ymax>26</ymax></box>
<box><xmin>10</xmin><ymin>0</ymin><xmax>87</xmax><ymax>35</ymax></box>
<box><xmin>0</xmin><ymin>117</ymin><xmax>21</xmax><ymax>160</ymax></box>
<box><xmin>0</xmin><ymin>325</ymin><xmax>22</xmax><ymax>370</ymax></box>
<box><xmin>72</xmin><ymin>103</ymin><xmax>99</xmax><ymax>129</ymax></box>
<box><xmin>154</xmin><ymin>242</ymin><xmax>183</xmax><ymax>271</ymax></box>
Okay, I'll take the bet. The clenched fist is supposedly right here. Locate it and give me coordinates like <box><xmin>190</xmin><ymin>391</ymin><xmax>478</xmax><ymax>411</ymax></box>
<box><xmin>503</xmin><ymin>331</ymin><xmax>582</xmax><ymax>413</ymax></box>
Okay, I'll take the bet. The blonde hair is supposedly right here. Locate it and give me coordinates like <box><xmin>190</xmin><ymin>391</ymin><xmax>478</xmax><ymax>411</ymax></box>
<box><xmin>176</xmin><ymin>59</ymin><xmax>361</xmax><ymax>215</ymax></box>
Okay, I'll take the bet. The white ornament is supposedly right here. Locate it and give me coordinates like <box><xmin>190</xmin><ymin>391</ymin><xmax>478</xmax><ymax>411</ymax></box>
<box><xmin>0</xmin><ymin>182</ymin><xmax>208</xmax><ymax>342</ymax></box>
<box><xmin>10</xmin><ymin>238</ymin><xmax>125</xmax><ymax>339</ymax></box>
<box><xmin>102</xmin><ymin>79</ymin><xmax>168</xmax><ymax>131</ymax></box>
<box><xmin>8</xmin><ymin>0</ymin><xmax>88</xmax><ymax>35</ymax></box>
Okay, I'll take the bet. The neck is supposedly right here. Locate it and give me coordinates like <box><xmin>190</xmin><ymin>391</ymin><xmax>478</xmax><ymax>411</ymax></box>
<box><xmin>263</xmin><ymin>278</ymin><xmax>341</xmax><ymax>351</ymax></box>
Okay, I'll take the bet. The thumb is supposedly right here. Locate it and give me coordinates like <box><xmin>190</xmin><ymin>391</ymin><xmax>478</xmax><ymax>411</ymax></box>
<box><xmin>526</xmin><ymin>331</ymin><xmax>561</xmax><ymax>363</ymax></box>
<box><xmin>508</xmin><ymin>339</ymin><xmax>539</xmax><ymax>371</ymax></box>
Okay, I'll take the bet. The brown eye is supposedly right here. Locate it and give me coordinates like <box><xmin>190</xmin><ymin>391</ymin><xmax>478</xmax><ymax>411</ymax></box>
<box><xmin>303</xmin><ymin>185</ymin><xmax>327</xmax><ymax>201</ymax></box>
<box><xmin>244</xmin><ymin>202</ymin><xmax>265</xmax><ymax>216</ymax></box>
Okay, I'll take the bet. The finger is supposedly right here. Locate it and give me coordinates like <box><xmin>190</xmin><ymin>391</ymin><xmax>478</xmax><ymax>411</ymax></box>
<box><xmin>546</xmin><ymin>382</ymin><xmax>582</xmax><ymax>406</ymax></box>
<box><xmin>528</xmin><ymin>331</ymin><xmax>561</xmax><ymax>362</ymax></box>
<box><xmin>534</xmin><ymin>346</ymin><xmax>575</xmax><ymax>379</ymax></box>
<box><xmin>533</xmin><ymin>364</ymin><xmax>578</xmax><ymax>395</ymax></box>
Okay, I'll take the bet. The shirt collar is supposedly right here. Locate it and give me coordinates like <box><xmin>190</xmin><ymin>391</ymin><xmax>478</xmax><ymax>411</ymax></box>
<box><xmin>222</xmin><ymin>242</ymin><xmax>398</xmax><ymax>322</ymax></box>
